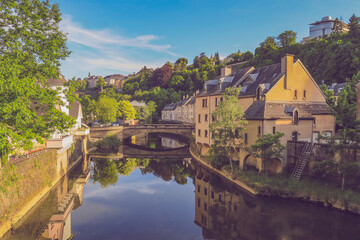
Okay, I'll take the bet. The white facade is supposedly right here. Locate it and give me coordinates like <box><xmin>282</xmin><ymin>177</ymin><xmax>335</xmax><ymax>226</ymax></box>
<box><xmin>161</xmin><ymin>96</ymin><xmax>195</xmax><ymax>124</ymax></box>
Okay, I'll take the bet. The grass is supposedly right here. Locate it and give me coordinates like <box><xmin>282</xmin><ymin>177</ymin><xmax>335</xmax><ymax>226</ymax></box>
<box><xmin>222</xmin><ymin>165</ymin><xmax>360</xmax><ymax>206</ymax></box>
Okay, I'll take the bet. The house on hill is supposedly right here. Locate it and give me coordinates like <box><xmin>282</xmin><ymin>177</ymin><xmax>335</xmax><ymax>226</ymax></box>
<box><xmin>104</xmin><ymin>74</ymin><xmax>127</xmax><ymax>90</ymax></box>
<box><xmin>195</xmin><ymin>54</ymin><xmax>335</xmax><ymax>172</ymax></box>
<box><xmin>161</xmin><ymin>96</ymin><xmax>195</xmax><ymax>124</ymax></box>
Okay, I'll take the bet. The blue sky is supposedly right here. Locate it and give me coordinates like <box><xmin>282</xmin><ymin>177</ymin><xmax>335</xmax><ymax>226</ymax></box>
<box><xmin>58</xmin><ymin>0</ymin><xmax>359</xmax><ymax>79</ymax></box>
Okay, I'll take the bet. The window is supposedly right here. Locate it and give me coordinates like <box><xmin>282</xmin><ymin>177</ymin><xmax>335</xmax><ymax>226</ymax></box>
<box><xmin>205</xmin><ymin>114</ymin><xmax>208</xmax><ymax>122</ymax></box>
<box><xmin>215</xmin><ymin>98</ymin><xmax>218</xmax><ymax>107</ymax></box>
<box><xmin>303</xmin><ymin>90</ymin><xmax>306</xmax><ymax>99</ymax></box>
<box><xmin>198</xmin><ymin>129</ymin><xmax>201</xmax><ymax>137</ymax></box>
<box><xmin>198</xmin><ymin>114</ymin><xmax>201</xmax><ymax>123</ymax></box>
<box><xmin>219</xmin><ymin>194</ymin><xmax>223</xmax><ymax>202</ymax></box>
<box><xmin>292</xmin><ymin>131</ymin><xmax>298</xmax><ymax>141</ymax></box>
<box><xmin>211</xmin><ymin>191</ymin><xmax>214</xmax><ymax>199</ymax></box>
<box><xmin>198</xmin><ymin>185</ymin><xmax>201</xmax><ymax>193</ymax></box>
<box><xmin>205</xmin><ymin>130</ymin><xmax>208</xmax><ymax>137</ymax></box>
<box><xmin>294</xmin><ymin>90</ymin><xmax>298</xmax><ymax>99</ymax></box>
<box><xmin>212</xmin><ymin>115</ymin><xmax>215</xmax><ymax>122</ymax></box>
<box><xmin>204</xmin><ymin>203</ymin><xmax>207</xmax><ymax>211</ymax></box>
<box><xmin>204</xmin><ymin>188</ymin><xmax>207</xmax><ymax>196</ymax></box>
<box><xmin>256</xmin><ymin>87</ymin><xmax>261</xmax><ymax>100</ymax></box>
<box><xmin>273</xmin><ymin>127</ymin><xmax>276</xmax><ymax>134</ymax></box>
<box><xmin>198</xmin><ymin>198</ymin><xmax>201</xmax><ymax>207</ymax></box>
<box><xmin>313</xmin><ymin>118</ymin><xmax>316</xmax><ymax>125</ymax></box>
<box><xmin>293</xmin><ymin>110</ymin><xmax>299</xmax><ymax>124</ymax></box>
<box><xmin>220</xmin><ymin>97</ymin><xmax>223</xmax><ymax>102</ymax></box>
<box><xmin>244</xmin><ymin>133</ymin><xmax>248</xmax><ymax>144</ymax></box>
<box><xmin>202</xmin><ymin>99</ymin><xmax>208</xmax><ymax>107</ymax></box>
<box><xmin>258</xmin><ymin>126</ymin><xmax>261</xmax><ymax>136</ymax></box>
<box><xmin>235</xmin><ymin>129</ymin><xmax>239</xmax><ymax>138</ymax></box>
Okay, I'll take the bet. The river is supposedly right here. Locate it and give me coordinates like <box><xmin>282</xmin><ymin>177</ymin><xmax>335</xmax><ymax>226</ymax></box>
<box><xmin>3</xmin><ymin>133</ymin><xmax>360</xmax><ymax>240</ymax></box>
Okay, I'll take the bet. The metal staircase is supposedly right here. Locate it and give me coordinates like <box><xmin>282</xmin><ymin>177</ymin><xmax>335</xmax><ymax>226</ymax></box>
<box><xmin>291</xmin><ymin>142</ymin><xmax>314</xmax><ymax>181</ymax></box>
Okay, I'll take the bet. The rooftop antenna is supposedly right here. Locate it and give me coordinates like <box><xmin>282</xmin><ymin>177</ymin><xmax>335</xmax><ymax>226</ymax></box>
<box><xmin>340</xmin><ymin>16</ymin><xmax>343</xmax><ymax>21</ymax></box>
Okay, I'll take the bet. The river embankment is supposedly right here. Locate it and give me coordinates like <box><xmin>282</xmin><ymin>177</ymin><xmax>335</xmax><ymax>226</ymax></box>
<box><xmin>0</xmin><ymin>145</ymin><xmax>86</xmax><ymax>238</ymax></box>
<box><xmin>189</xmin><ymin>144</ymin><xmax>360</xmax><ymax>215</ymax></box>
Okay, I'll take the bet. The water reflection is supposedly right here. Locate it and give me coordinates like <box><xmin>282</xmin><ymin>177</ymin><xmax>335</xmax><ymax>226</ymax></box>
<box><xmin>193</xmin><ymin>162</ymin><xmax>360</xmax><ymax>240</ymax></box>
<box><xmin>127</xmin><ymin>133</ymin><xmax>188</xmax><ymax>149</ymax></box>
<box><xmin>4</xmin><ymin>146</ymin><xmax>360</xmax><ymax>240</ymax></box>
<box><xmin>2</xmin><ymin>157</ymin><xmax>90</xmax><ymax>240</ymax></box>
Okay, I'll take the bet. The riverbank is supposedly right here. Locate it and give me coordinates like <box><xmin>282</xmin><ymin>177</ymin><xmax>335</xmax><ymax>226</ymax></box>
<box><xmin>189</xmin><ymin>144</ymin><xmax>360</xmax><ymax>215</ymax></box>
<box><xmin>0</xmin><ymin>150</ymin><xmax>85</xmax><ymax>238</ymax></box>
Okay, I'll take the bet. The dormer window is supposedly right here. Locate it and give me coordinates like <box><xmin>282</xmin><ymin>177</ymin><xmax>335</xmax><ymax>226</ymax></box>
<box><xmin>256</xmin><ymin>87</ymin><xmax>261</xmax><ymax>100</ymax></box>
<box><xmin>293</xmin><ymin>110</ymin><xmax>299</xmax><ymax>124</ymax></box>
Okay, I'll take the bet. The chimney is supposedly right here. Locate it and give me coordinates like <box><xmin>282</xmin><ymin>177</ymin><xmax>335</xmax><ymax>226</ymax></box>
<box><xmin>186</xmin><ymin>94</ymin><xmax>189</xmax><ymax>98</ymax></box>
<box><xmin>281</xmin><ymin>54</ymin><xmax>294</xmax><ymax>89</ymax></box>
<box><xmin>220</xmin><ymin>66</ymin><xmax>232</xmax><ymax>77</ymax></box>
<box><xmin>203</xmin><ymin>83</ymin><xmax>207</xmax><ymax>92</ymax></box>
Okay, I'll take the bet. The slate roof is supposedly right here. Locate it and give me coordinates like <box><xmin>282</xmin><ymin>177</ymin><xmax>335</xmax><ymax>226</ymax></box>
<box><xmin>198</xmin><ymin>63</ymin><xmax>283</xmax><ymax>97</ymax></box>
<box><xmin>244</xmin><ymin>101</ymin><xmax>330</xmax><ymax>120</ymax></box>
<box><xmin>162</xmin><ymin>96</ymin><xmax>195</xmax><ymax>111</ymax></box>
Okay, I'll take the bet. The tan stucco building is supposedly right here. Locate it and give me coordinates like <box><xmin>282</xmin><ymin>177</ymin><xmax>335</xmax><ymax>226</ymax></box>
<box><xmin>195</xmin><ymin>54</ymin><xmax>335</xmax><ymax>172</ymax></box>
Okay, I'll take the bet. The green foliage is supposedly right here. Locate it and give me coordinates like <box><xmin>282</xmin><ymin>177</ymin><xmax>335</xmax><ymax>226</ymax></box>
<box><xmin>208</xmin><ymin>146</ymin><xmax>228</xmax><ymax>170</ymax></box>
<box><xmin>277</xmin><ymin>30</ymin><xmax>297</xmax><ymax>48</ymax></box>
<box><xmin>95</xmin><ymin>96</ymin><xmax>119</xmax><ymax>123</ymax></box>
<box><xmin>92</xmin><ymin>159</ymin><xmax>119</xmax><ymax>188</ymax></box>
<box><xmin>210</xmin><ymin>87</ymin><xmax>248</xmax><ymax>173</ymax></box>
<box><xmin>0</xmin><ymin>0</ymin><xmax>73</xmax><ymax>162</ymax></box>
<box><xmin>117</xmin><ymin>158</ymin><xmax>137</xmax><ymax>175</ymax></box>
<box><xmin>246</xmin><ymin>132</ymin><xmax>285</xmax><ymax>172</ymax></box>
<box><xmin>135</xmin><ymin>101</ymin><xmax>157</xmax><ymax>123</ymax></box>
<box><xmin>118</xmin><ymin>100</ymin><xmax>136</xmax><ymax>120</ymax></box>
<box><xmin>96</xmin><ymin>77</ymin><xmax>105</xmax><ymax>91</ymax></box>
<box><xmin>95</xmin><ymin>135</ymin><xmax>120</xmax><ymax>153</ymax></box>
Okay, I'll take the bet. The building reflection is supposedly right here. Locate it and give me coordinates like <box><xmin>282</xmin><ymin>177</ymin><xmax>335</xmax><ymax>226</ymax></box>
<box><xmin>193</xmin><ymin>167</ymin><xmax>360</xmax><ymax>240</ymax></box>
<box><xmin>39</xmin><ymin>160</ymin><xmax>90</xmax><ymax>240</ymax></box>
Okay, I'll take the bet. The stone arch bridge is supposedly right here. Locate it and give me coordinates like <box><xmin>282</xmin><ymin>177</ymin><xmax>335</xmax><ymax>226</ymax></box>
<box><xmin>90</xmin><ymin>124</ymin><xmax>194</xmax><ymax>141</ymax></box>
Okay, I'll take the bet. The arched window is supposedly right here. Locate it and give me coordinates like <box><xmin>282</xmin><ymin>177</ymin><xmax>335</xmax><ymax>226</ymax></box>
<box><xmin>293</xmin><ymin>110</ymin><xmax>299</xmax><ymax>124</ymax></box>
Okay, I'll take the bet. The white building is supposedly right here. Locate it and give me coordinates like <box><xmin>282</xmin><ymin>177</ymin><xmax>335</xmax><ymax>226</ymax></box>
<box><xmin>161</xmin><ymin>96</ymin><xmax>195</xmax><ymax>124</ymax></box>
<box><xmin>302</xmin><ymin>16</ymin><xmax>349</xmax><ymax>42</ymax></box>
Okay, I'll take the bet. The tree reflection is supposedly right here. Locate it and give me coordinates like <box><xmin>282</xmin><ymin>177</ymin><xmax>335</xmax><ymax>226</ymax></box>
<box><xmin>92</xmin><ymin>160</ymin><xmax>118</xmax><ymax>188</ymax></box>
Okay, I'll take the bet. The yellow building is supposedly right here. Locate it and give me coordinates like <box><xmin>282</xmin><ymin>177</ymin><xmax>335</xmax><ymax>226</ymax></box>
<box><xmin>195</xmin><ymin>54</ymin><xmax>335</xmax><ymax>172</ymax></box>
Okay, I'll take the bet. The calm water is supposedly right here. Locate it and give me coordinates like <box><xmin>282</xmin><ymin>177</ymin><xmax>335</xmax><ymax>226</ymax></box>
<box><xmin>4</xmin><ymin>134</ymin><xmax>360</xmax><ymax>240</ymax></box>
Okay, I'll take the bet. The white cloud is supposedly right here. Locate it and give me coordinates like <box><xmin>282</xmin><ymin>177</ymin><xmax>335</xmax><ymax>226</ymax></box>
<box><xmin>60</xmin><ymin>15</ymin><xmax>178</xmax><ymax>77</ymax></box>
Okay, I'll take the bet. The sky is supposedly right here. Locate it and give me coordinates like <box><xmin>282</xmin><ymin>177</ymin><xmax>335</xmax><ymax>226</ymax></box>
<box><xmin>57</xmin><ymin>0</ymin><xmax>359</xmax><ymax>79</ymax></box>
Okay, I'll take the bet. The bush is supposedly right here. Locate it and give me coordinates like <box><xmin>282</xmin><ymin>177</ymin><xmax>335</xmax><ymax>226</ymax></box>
<box><xmin>95</xmin><ymin>135</ymin><xmax>120</xmax><ymax>153</ymax></box>
<box><xmin>208</xmin><ymin>146</ymin><xmax>228</xmax><ymax>170</ymax></box>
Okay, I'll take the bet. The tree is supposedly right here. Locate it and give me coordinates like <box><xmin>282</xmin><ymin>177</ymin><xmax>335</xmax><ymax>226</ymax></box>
<box><xmin>96</xmin><ymin>77</ymin><xmax>106</xmax><ymax>91</ymax></box>
<box><xmin>0</xmin><ymin>0</ymin><xmax>72</xmax><ymax>164</ymax></box>
<box><xmin>332</xmin><ymin>18</ymin><xmax>345</xmax><ymax>34</ymax></box>
<box><xmin>277</xmin><ymin>30</ymin><xmax>297</xmax><ymax>48</ymax></box>
<box><xmin>94</xmin><ymin>96</ymin><xmax>118</xmax><ymax>123</ymax></box>
<box><xmin>246</xmin><ymin>132</ymin><xmax>285</xmax><ymax>173</ymax></box>
<box><xmin>151</xmin><ymin>62</ymin><xmax>173</xmax><ymax>87</ymax></box>
<box><xmin>210</xmin><ymin>87</ymin><xmax>248</xmax><ymax>174</ymax></box>
<box><xmin>169</xmin><ymin>75</ymin><xmax>185</xmax><ymax>91</ymax></box>
<box><xmin>174</xmin><ymin>58</ymin><xmax>188</xmax><ymax>72</ymax></box>
<box><xmin>136</xmin><ymin>101</ymin><xmax>157</xmax><ymax>123</ymax></box>
<box><xmin>118</xmin><ymin>100</ymin><xmax>136</xmax><ymax>120</ymax></box>
<box><xmin>348</xmin><ymin>14</ymin><xmax>360</xmax><ymax>39</ymax></box>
